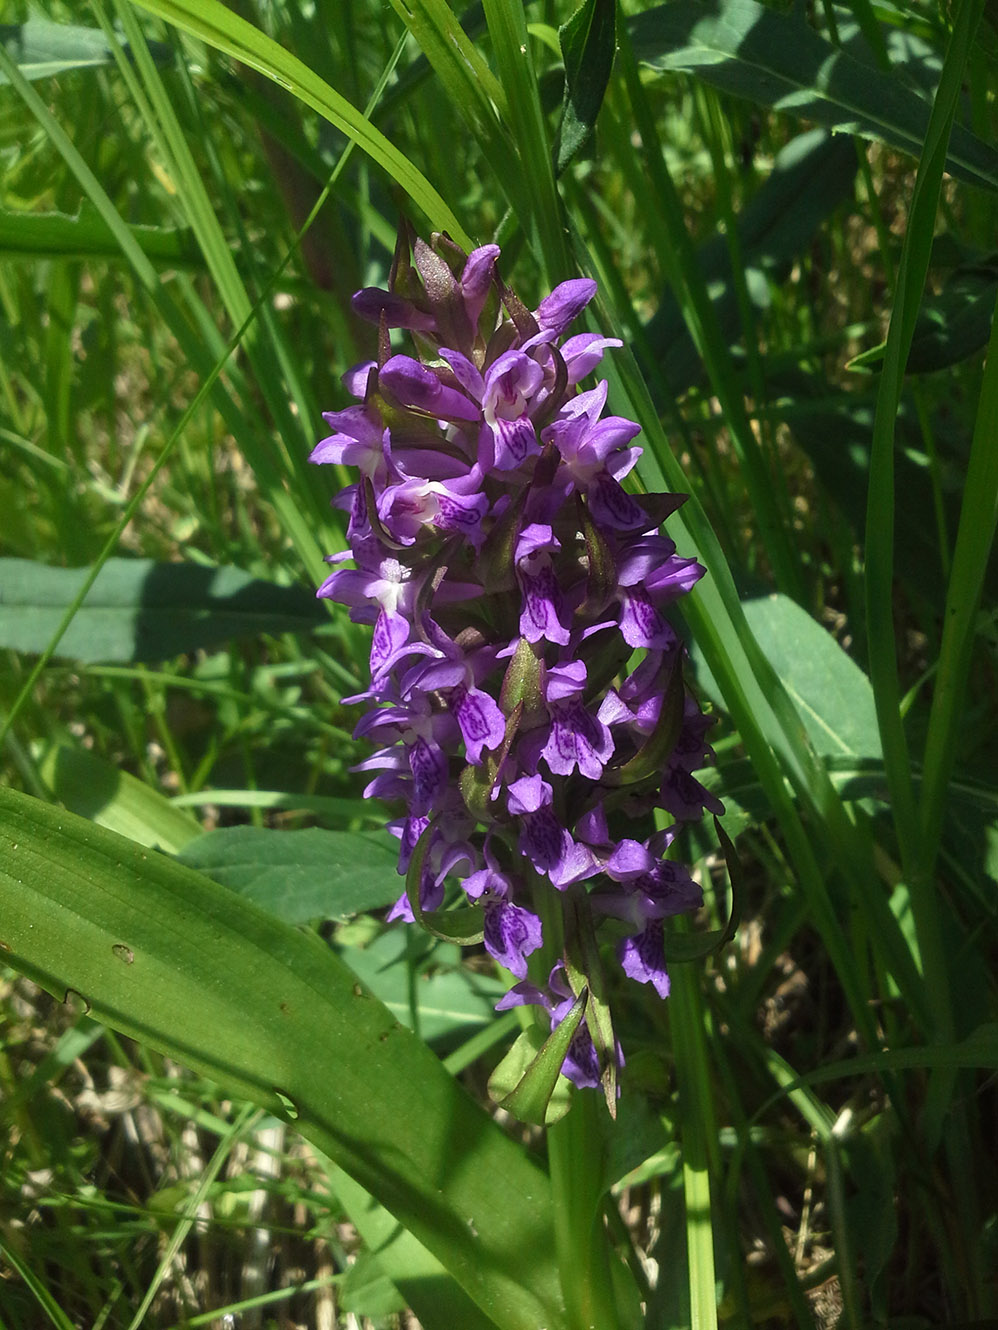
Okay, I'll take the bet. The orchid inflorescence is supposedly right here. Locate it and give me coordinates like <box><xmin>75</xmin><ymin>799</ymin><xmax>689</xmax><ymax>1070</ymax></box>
<box><xmin>312</xmin><ymin>228</ymin><xmax>721</xmax><ymax>1098</ymax></box>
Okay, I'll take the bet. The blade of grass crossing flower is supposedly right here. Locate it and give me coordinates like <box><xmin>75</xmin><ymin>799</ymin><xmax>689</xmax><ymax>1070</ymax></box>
<box><xmin>481</xmin><ymin>0</ymin><xmax>571</xmax><ymax>280</ymax></box>
<box><xmin>591</xmin><ymin>325</ymin><xmax>927</xmax><ymax>1040</ymax></box>
<box><xmin>576</xmin><ymin>192</ymin><xmax>932</xmax><ymax>1037</ymax></box>
<box><xmin>127</xmin><ymin>0</ymin><xmax>472</xmax><ymax>248</ymax></box>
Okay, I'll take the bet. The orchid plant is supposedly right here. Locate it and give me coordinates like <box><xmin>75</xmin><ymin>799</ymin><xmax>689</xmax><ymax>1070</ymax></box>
<box><xmin>2</xmin><ymin>0</ymin><xmax>995</xmax><ymax>1327</ymax></box>
<box><xmin>312</xmin><ymin>228</ymin><xmax>721</xmax><ymax>1109</ymax></box>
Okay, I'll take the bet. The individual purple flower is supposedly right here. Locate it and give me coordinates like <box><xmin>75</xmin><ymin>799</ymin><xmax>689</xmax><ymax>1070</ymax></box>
<box><xmin>541</xmin><ymin>661</ymin><xmax>614</xmax><ymax>781</ymax></box>
<box><xmin>515</xmin><ymin>525</ymin><xmax>571</xmax><ymax>646</ymax></box>
<box><xmin>312</xmin><ymin>230</ymin><xmax>721</xmax><ymax>1098</ymax></box>
<box><xmin>506</xmin><ymin>773</ymin><xmax>597</xmax><ymax>889</ymax></box>
<box><xmin>463</xmin><ymin>847</ymin><xmax>543</xmax><ymax>978</ymax></box>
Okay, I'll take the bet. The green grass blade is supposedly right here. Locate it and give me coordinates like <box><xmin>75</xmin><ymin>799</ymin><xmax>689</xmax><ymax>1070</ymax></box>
<box><xmin>670</xmin><ymin>963</ymin><xmax>719</xmax><ymax>1330</ymax></box>
<box><xmin>481</xmin><ymin>0</ymin><xmax>569</xmax><ymax>278</ymax></box>
<box><xmin>918</xmin><ymin>294</ymin><xmax>998</xmax><ymax>865</ymax></box>
<box><xmin>864</xmin><ymin>0</ymin><xmax>983</xmax><ymax>993</ymax></box>
<box><xmin>613</xmin><ymin>26</ymin><xmax>806</xmax><ymax>601</ymax></box>
<box><xmin>126</xmin><ymin>0</ymin><xmax>471</xmax><ymax>246</ymax></box>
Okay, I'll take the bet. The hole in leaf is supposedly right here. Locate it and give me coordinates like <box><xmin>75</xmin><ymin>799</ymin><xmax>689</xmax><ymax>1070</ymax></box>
<box><xmin>63</xmin><ymin>988</ymin><xmax>91</xmax><ymax>1015</ymax></box>
<box><xmin>273</xmin><ymin>1089</ymin><xmax>299</xmax><ymax>1120</ymax></box>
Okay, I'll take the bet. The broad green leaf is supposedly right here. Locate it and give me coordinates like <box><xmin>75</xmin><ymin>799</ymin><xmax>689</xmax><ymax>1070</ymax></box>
<box><xmin>170</xmin><ymin>788</ymin><xmax>379</xmax><ymax>823</ymax></box>
<box><xmin>0</xmin><ymin>788</ymin><xmax>565</xmax><ymax>1330</ymax></box>
<box><xmin>177</xmin><ymin>826</ymin><xmax>402</xmax><ymax>923</ymax></box>
<box><xmin>555</xmin><ymin>0</ymin><xmax>616</xmax><ymax>174</ymax></box>
<box><xmin>630</xmin><ymin>0</ymin><xmax>998</xmax><ymax>192</ymax></box>
<box><xmin>341</xmin><ymin>1254</ymin><xmax>407</xmax><ymax>1318</ymax></box>
<box><xmin>38</xmin><ymin>742</ymin><xmax>202</xmax><ymax>853</ymax></box>
<box><xmin>0</xmin><ymin>205</ymin><xmax>201</xmax><ymax>265</ymax></box>
<box><xmin>692</xmin><ymin>593</ymin><xmax>883</xmax><ymax>760</ymax></box>
<box><xmin>335</xmin><ymin>926</ymin><xmax>508</xmax><ymax>1043</ymax></box>
<box><xmin>323</xmin><ymin>1163</ymin><xmax>501</xmax><ymax>1330</ymax></box>
<box><xmin>848</xmin><ymin>261</ymin><xmax>998</xmax><ymax>373</ymax></box>
<box><xmin>0</xmin><ymin>16</ymin><xmax>170</xmax><ymax>83</ymax></box>
<box><xmin>0</xmin><ymin>558</ymin><xmax>326</xmax><ymax>663</ymax></box>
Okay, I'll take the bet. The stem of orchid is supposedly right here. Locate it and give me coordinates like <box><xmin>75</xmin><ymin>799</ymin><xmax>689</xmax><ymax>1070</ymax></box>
<box><xmin>530</xmin><ymin>877</ymin><xmax>632</xmax><ymax>1330</ymax></box>
<box><xmin>547</xmin><ymin>1092</ymin><xmax>621</xmax><ymax>1330</ymax></box>
<box><xmin>669</xmin><ymin>960</ymin><xmax>720</xmax><ymax>1330</ymax></box>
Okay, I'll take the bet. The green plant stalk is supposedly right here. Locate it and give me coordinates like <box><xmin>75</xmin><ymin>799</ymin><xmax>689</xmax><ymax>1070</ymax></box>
<box><xmin>546</xmin><ymin>1095</ymin><xmax>622</xmax><ymax>1330</ymax></box>
<box><xmin>669</xmin><ymin>961</ymin><xmax>719</xmax><ymax>1330</ymax></box>
<box><xmin>526</xmin><ymin>879</ymin><xmax>626</xmax><ymax>1329</ymax></box>
<box><xmin>918</xmin><ymin>291</ymin><xmax>998</xmax><ymax>870</ymax></box>
<box><xmin>861</xmin><ymin>0</ymin><xmax>983</xmax><ymax>1297</ymax></box>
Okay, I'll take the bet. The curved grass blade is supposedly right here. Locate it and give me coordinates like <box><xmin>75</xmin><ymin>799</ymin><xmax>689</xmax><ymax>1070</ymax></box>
<box><xmin>127</xmin><ymin>0</ymin><xmax>471</xmax><ymax>246</ymax></box>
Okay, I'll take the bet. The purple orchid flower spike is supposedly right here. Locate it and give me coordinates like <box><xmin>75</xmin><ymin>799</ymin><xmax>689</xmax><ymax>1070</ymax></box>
<box><xmin>311</xmin><ymin>227</ymin><xmax>721</xmax><ymax>1098</ymax></box>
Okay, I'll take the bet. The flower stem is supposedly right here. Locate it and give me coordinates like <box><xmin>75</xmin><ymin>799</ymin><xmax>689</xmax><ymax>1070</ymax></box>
<box><xmin>547</xmin><ymin>1092</ymin><xmax>625</xmax><ymax>1330</ymax></box>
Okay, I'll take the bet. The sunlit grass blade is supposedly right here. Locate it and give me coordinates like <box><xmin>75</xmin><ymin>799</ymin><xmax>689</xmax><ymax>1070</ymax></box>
<box><xmin>481</xmin><ymin>0</ymin><xmax>569</xmax><ymax>278</ymax></box>
<box><xmin>669</xmin><ymin>963</ymin><xmax>719</xmax><ymax>1330</ymax></box>
<box><xmin>126</xmin><ymin>0</ymin><xmax>471</xmax><ymax>248</ymax></box>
